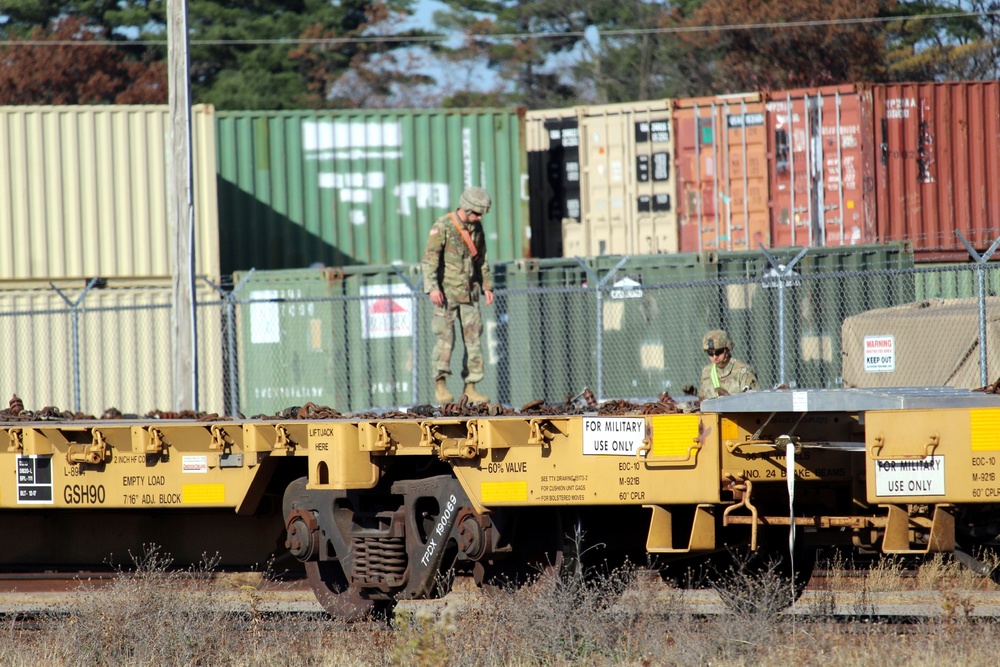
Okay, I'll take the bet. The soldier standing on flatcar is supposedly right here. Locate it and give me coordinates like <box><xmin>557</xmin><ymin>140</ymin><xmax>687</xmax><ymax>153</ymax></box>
<box><xmin>699</xmin><ymin>329</ymin><xmax>759</xmax><ymax>399</ymax></box>
<box><xmin>422</xmin><ymin>186</ymin><xmax>494</xmax><ymax>404</ymax></box>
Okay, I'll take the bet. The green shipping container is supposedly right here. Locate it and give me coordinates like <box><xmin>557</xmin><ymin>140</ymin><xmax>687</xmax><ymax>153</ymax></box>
<box><xmin>216</xmin><ymin>109</ymin><xmax>529</xmax><ymax>274</ymax></box>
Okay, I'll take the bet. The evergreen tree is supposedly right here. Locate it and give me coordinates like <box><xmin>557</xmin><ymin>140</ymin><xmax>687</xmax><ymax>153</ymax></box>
<box><xmin>883</xmin><ymin>0</ymin><xmax>1000</xmax><ymax>80</ymax></box>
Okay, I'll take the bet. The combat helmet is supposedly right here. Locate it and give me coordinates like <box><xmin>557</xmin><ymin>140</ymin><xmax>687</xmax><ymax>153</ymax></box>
<box><xmin>459</xmin><ymin>186</ymin><xmax>492</xmax><ymax>215</ymax></box>
<box><xmin>702</xmin><ymin>329</ymin><xmax>732</xmax><ymax>351</ymax></box>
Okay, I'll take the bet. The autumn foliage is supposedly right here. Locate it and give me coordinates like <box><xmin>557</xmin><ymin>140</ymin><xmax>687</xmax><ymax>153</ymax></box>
<box><xmin>687</xmin><ymin>0</ymin><xmax>890</xmax><ymax>91</ymax></box>
<box><xmin>0</xmin><ymin>17</ymin><xmax>166</xmax><ymax>105</ymax></box>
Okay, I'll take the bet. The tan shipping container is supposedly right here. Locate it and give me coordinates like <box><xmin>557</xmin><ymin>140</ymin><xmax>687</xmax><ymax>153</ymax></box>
<box><xmin>0</xmin><ymin>105</ymin><xmax>220</xmax><ymax>280</ymax></box>
<box><xmin>0</xmin><ymin>279</ymin><xmax>223</xmax><ymax>416</ymax></box>
<box><xmin>579</xmin><ymin>100</ymin><xmax>677</xmax><ymax>256</ymax></box>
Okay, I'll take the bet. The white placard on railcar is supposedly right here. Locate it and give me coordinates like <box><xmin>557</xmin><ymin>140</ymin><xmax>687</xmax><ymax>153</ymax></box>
<box><xmin>874</xmin><ymin>456</ymin><xmax>945</xmax><ymax>496</ymax></box>
<box><xmin>582</xmin><ymin>417</ymin><xmax>646</xmax><ymax>455</ymax></box>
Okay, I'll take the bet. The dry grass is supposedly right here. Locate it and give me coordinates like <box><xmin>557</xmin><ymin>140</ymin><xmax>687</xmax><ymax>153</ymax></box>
<box><xmin>0</xmin><ymin>546</ymin><xmax>999</xmax><ymax>666</ymax></box>
<box><xmin>819</xmin><ymin>549</ymin><xmax>1000</xmax><ymax>592</ymax></box>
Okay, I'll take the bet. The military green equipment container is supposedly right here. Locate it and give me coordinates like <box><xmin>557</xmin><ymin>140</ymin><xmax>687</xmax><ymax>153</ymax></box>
<box><xmin>713</xmin><ymin>242</ymin><xmax>915</xmax><ymax>389</ymax></box>
<box><xmin>914</xmin><ymin>263</ymin><xmax>1000</xmax><ymax>300</ymax></box>
<box><xmin>588</xmin><ymin>253</ymin><xmax>712</xmax><ymax>400</ymax></box>
<box><xmin>489</xmin><ymin>258</ymin><xmax>595</xmax><ymax>407</ymax></box>
<box><xmin>236</xmin><ymin>265</ymin><xmax>424</xmax><ymax>416</ymax></box>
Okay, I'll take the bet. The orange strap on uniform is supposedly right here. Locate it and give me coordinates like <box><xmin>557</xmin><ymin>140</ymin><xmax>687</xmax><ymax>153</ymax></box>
<box><xmin>449</xmin><ymin>212</ymin><xmax>478</xmax><ymax>258</ymax></box>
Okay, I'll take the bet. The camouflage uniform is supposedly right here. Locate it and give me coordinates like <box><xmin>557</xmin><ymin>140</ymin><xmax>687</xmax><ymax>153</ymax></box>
<box><xmin>422</xmin><ymin>210</ymin><xmax>493</xmax><ymax>384</ymax></box>
<box><xmin>699</xmin><ymin>358</ymin><xmax>759</xmax><ymax>399</ymax></box>
<box><xmin>698</xmin><ymin>328</ymin><xmax>758</xmax><ymax>399</ymax></box>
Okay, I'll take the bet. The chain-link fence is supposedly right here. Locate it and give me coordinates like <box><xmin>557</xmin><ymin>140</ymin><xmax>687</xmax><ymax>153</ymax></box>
<box><xmin>5</xmin><ymin>249</ymin><xmax>1000</xmax><ymax>418</ymax></box>
<box><xmin>0</xmin><ymin>280</ymin><xmax>227</xmax><ymax>417</ymax></box>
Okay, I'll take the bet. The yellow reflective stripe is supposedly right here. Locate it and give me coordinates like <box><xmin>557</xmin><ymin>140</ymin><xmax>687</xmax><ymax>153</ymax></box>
<box><xmin>971</xmin><ymin>409</ymin><xmax>1000</xmax><ymax>452</ymax></box>
<box><xmin>711</xmin><ymin>364</ymin><xmax>720</xmax><ymax>389</ymax></box>
<box><xmin>651</xmin><ymin>414</ymin><xmax>701</xmax><ymax>457</ymax></box>
<box><xmin>182</xmin><ymin>483</ymin><xmax>226</xmax><ymax>504</ymax></box>
<box><xmin>481</xmin><ymin>481</ymin><xmax>528</xmax><ymax>503</ymax></box>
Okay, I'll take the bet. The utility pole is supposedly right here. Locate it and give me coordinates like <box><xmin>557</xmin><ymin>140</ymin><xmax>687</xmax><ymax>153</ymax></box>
<box><xmin>167</xmin><ymin>0</ymin><xmax>199</xmax><ymax>411</ymax></box>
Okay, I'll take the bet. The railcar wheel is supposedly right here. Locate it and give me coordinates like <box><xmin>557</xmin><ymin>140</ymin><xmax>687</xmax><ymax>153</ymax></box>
<box><xmin>305</xmin><ymin>560</ymin><xmax>388</xmax><ymax>621</ymax></box>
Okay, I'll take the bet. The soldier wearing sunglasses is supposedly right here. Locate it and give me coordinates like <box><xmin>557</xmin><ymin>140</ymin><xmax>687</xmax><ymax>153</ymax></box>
<box><xmin>699</xmin><ymin>329</ymin><xmax>758</xmax><ymax>399</ymax></box>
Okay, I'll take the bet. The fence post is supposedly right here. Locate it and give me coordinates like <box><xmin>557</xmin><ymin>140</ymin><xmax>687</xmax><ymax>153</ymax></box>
<box><xmin>50</xmin><ymin>278</ymin><xmax>100</xmax><ymax>413</ymax></box>
<box><xmin>203</xmin><ymin>270</ymin><xmax>255</xmax><ymax>417</ymax></box>
<box><xmin>390</xmin><ymin>265</ymin><xmax>423</xmax><ymax>407</ymax></box>
<box><xmin>577</xmin><ymin>256</ymin><xmax>628</xmax><ymax>402</ymax></box>
<box><xmin>956</xmin><ymin>232</ymin><xmax>1000</xmax><ymax>387</ymax></box>
<box><xmin>760</xmin><ymin>246</ymin><xmax>808</xmax><ymax>386</ymax></box>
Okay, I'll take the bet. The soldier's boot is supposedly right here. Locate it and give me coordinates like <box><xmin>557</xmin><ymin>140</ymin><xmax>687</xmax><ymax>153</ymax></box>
<box><xmin>463</xmin><ymin>383</ymin><xmax>489</xmax><ymax>403</ymax></box>
<box><xmin>435</xmin><ymin>378</ymin><xmax>454</xmax><ymax>404</ymax></box>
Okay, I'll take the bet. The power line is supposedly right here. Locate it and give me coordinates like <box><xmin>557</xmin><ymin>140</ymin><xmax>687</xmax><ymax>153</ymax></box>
<box><xmin>1</xmin><ymin>11</ymin><xmax>997</xmax><ymax>47</ymax></box>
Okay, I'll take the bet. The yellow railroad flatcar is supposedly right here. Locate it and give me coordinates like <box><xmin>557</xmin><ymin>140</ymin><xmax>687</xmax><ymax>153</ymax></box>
<box><xmin>4</xmin><ymin>387</ymin><xmax>1000</xmax><ymax>619</ymax></box>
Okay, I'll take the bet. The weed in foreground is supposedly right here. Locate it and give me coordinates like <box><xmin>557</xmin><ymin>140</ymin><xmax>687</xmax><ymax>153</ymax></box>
<box><xmin>3</xmin><ymin>546</ymin><xmax>1000</xmax><ymax>666</ymax></box>
<box><xmin>0</xmin><ymin>545</ymin><xmax>379</xmax><ymax>667</ymax></box>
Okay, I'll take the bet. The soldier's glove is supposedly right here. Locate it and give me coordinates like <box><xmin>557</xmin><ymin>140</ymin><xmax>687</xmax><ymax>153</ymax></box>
<box><xmin>716</xmin><ymin>388</ymin><xmax>730</xmax><ymax>397</ymax></box>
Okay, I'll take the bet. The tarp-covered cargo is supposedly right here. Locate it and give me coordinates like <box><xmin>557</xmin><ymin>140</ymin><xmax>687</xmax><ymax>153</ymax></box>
<box><xmin>841</xmin><ymin>297</ymin><xmax>1000</xmax><ymax>388</ymax></box>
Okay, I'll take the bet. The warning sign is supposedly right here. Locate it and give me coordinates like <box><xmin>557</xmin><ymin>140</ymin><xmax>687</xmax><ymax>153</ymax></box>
<box><xmin>361</xmin><ymin>284</ymin><xmax>414</xmax><ymax>339</ymax></box>
<box><xmin>874</xmin><ymin>456</ymin><xmax>945</xmax><ymax>497</ymax></box>
<box><xmin>863</xmin><ymin>335</ymin><xmax>895</xmax><ymax>373</ymax></box>
<box><xmin>582</xmin><ymin>417</ymin><xmax>646</xmax><ymax>455</ymax></box>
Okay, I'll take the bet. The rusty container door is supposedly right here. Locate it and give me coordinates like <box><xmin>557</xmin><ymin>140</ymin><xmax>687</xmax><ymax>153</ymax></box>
<box><xmin>674</xmin><ymin>94</ymin><xmax>770</xmax><ymax>253</ymax></box>
<box><xmin>872</xmin><ymin>82</ymin><xmax>1000</xmax><ymax>258</ymax></box>
<box><xmin>766</xmin><ymin>85</ymin><xmax>877</xmax><ymax>248</ymax></box>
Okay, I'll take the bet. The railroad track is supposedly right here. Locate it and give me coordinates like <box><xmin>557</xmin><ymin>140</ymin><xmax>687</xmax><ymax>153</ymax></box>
<box><xmin>0</xmin><ymin>569</ymin><xmax>997</xmax><ymax>619</ymax></box>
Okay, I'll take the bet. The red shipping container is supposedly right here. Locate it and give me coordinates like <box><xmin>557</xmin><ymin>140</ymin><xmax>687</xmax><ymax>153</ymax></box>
<box><xmin>765</xmin><ymin>85</ymin><xmax>877</xmax><ymax>248</ymax></box>
<box><xmin>674</xmin><ymin>94</ymin><xmax>771</xmax><ymax>253</ymax></box>
<box><xmin>872</xmin><ymin>82</ymin><xmax>1000</xmax><ymax>257</ymax></box>
<box><xmin>764</xmin><ymin>81</ymin><xmax>1000</xmax><ymax>258</ymax></box>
